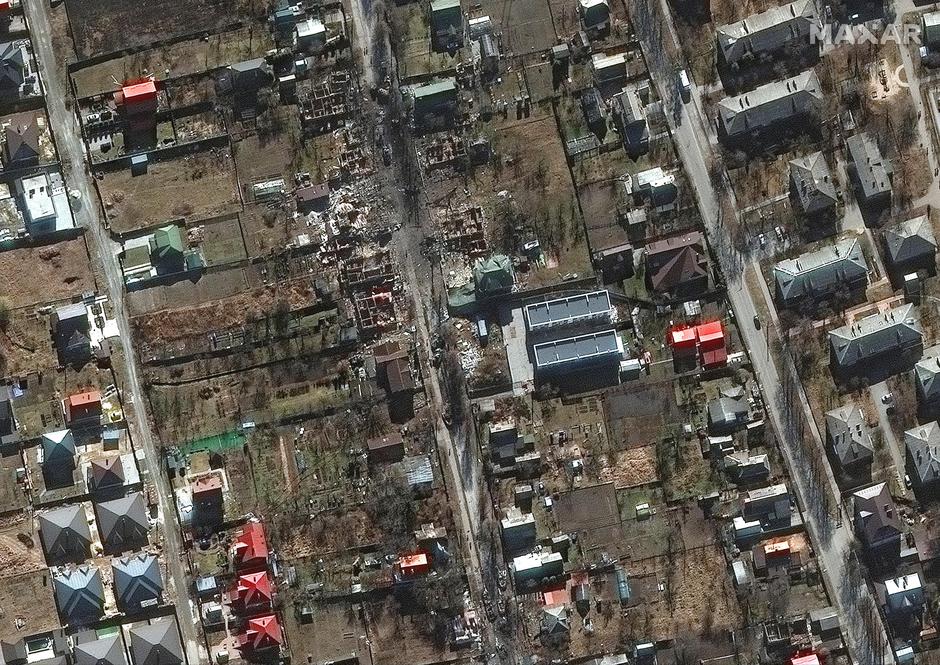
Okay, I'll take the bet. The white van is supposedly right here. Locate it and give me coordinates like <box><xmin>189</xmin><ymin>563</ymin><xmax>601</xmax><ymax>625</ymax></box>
<box><xmin>678</xmin><ymin>69</ymin><xmax>691</xmax><ymax>102</ymax></box>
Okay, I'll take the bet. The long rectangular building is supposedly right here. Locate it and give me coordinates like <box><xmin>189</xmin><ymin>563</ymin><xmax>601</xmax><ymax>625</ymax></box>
<box><xmin>772</xmin><ymin>237</ymin><xmax>868</xmax><ymax>305</ymax></box>
<box><xmin>717</xmin><ymin>70</ymin><xmax>822</xmax><ymax>138</ymax></box>
<box><xmin>533</xmin><ymin>329</ymin><xmax>623</xmax><ymax>372</ymax></box>
<box><xmin>717</xmin><ymin>0</ymin><xmax>819</xmax><ymax>65</ymax></box>
<box><xmin>829</xmin><ymin>303</ymin><xmax>922</xmax><ymax>371</ymax></box>
<box><xmin>525</xmin><ymin>290</ymin><xmax>612</xmax><ymax>333</ymax></box>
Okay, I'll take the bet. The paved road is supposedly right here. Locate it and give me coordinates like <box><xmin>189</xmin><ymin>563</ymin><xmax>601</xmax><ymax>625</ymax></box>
<box><xmin>631</xmin><ymin>0</ymin><xmax>894</xmax><ymax>662</ymax></box>
<box><xmin>22</xmin><ymin>2</ymin><xmax>204</xmax><ymax>662</ymax></box>
<box><xmin>869</xmin><ymin>381</ymin><xmax>909</xmax><ymax>490</ymax></box>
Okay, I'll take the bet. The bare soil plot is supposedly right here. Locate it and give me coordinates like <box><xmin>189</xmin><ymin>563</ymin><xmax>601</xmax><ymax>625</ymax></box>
<box><xmin>281</xmin><ymin>599</ymin><xmax>365</xmax><ymax>665</ymax></box>
<box><xmin>604</xmin><ymin>379</ymin><xmax>684</xmax><ymax>450</ymax></box>
<box><xmin>0</xmin><ymin>310</ymin><xmax>57</xmax><ymax>376</ymax></box>
<box><xmin>0</xmin><ymin>239</ymin><xmax>95</xmax><ymax>309</ymax></box>
<box><xmin>100</xmin><ymin>148</ymin><xmax>240</xmax><ymax>234</ymax></box>
<box><xmin>480</xmin><ymin>0</ymin><xmax>557</xmax><ymax>55</ymax></box>
<box><xmin>72</xmin><ymin>28</ymin><xmax>273</xmax><ymax>98</ymax></box>
<box><xmin>231</xmin><ymin>113</ymin><xmax>303</xmax><ymax>183</ymax></box>
<box><xmin>64</xmin><ymin>0</ymin><xmax>236</xmax><ymax>60</ymax></box>
<box><xmin>0</xmin><ymin>517</ymin><xmax>43</xmax><ymax>577</ymax></box>
<box><xmin>597</xmin><ymin>445</ymin><xmax>658</xmax><ymax>487</ymax></box>
<box><xmin>366</xmin><ymin>601</ymin><xmax>454</xmax><ymax>665</ymax></box>
<box><xmin>198</xmin><ymin>215</ymin><xmax>248</xmax><ymax>266</ymax></box>
<box><xmin>0</xmin><ymin>570</ymin><xmax>59</xmax><ymax>642</ymax></box>
<box><xmin>126</xmin><ymin>267</ymin><xmax>251</xmax><ymax>315</ymax></box>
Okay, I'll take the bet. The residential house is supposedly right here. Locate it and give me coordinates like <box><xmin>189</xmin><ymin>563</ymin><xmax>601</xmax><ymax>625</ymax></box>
<box><xmin>229</xmin><ymin>59</ymin><xmax>273</xmax><ymax>93</ymax></box>
<box><xmin>915</xmin><ymin>350</ymin><xmax>940</xmax><ymax>407</ymax></box>
<box><xmin>129</xmin><ymin>618</ymin><xmax>184</xmax><ymax>665</ymax></box>
<box><xmin>53</xmin><ymin>565</ymin><xmax>105</xmax><ymax>626</ymax></box>
<box><xmin>828</xmin><ymin>304</ymin><xmax>923</xmax><ymax>374</ymax></box>
<box><xmin>74</xmin><ymin>635</ymin><xmax>127</xmax><ymax>665</ymax></box>
<box><xmin>473</xmin><ymin>254</ymin><xmax>514</xmax><ymax>296</ymax></box>
<box><xmin>3</xmin><ymin>115</ymin><xmax>40</xmax><ymax>167</ymax></box>
<box><xmin>717</xmin><ymin>70</ymin><xmax>822</xmax><ymax>140</ymax></box>
<box><xmin>39</xmin><ymin>504</ymin><xmax>92</xmax><ymax>564</ymax></box>
<box><xmin>412</xmin><ymin>79</ymin><xmax>458</xmax><ymax>121</ymax></box>
<box><xmin>0</xmin><ymin>42</ymin><xmax>28</xmax><ymax>95</ymax></box>
<box><xmin>295</xmin><ymin>17</ymin><xmax>326</xmax><ymax>51</ymax></box>
<box><xmin>612</xmin><ymin>86</ymin><xmax>649</xmax><ymax>157</ymax></box>
<box><xmin>716</xmin><ymin>0</ymin><xmax>819</xmax><ymax>66</ymax></box>
<box><xmin>847</xmin><ymin>133</ymin><xmax>893</xmax><ymax>208</ymax></box>
<box><xmin>580</xmin><ymin>87</ymin><xmax>606</xmax><ymax>137</ymax></box>
<box><xmin>852</xmin><ymin>482</ymin><xmax>902</xmax><ymax>560</ymax></box>
<box><xmin>41</xmin><ymin>429</ymin><xmax>75</xmax><ymax>481</ymax></box>
<box><xmin>430</xmin><ymin>0</ymin><xmax>464</xmax><ymax>50</ymax></box>
<box><xmin>191</xmin><ymin>474</ymin><xmax>223</xmax><ymax>528</ymax></box>
<box><xmin>231</xmin><ymin>522</ymin><xmax>269</xmax><ymax>571</ymax></box>
<box><xmin>511</xmin><ymin>551</ymin><xmax>564</xmax><ymax>586</ymax></box>
<box><xmin>905</xmin><ymin>421</ymin><xmax>940</xmax><ymax>492</ymax></box>
<box><xmin>879</xmin><ymin>573</ymin><xmax>925</xmax><ymax>617</ymax></box>
<box><xmin>629</xmin><ymin>167</ymin><xmax>678</xmax><ymax>209</ymax></box>
<box><xmin>231</xmin><ymin>570</ymin><xmax>273</xmax><ymax>615</ymax></box>
<box><xmin>773</xmin><ymin>239</ymin><xmax>868</xmax><ymax>307</ymax></box>
<box><xmin>52</xmin><ymin>303</ymin><xmax>92</xmax><ymax>366</ymax></box>
<box><xmin>500</xmin><ymin>507</ymin><xmax>537</xmax><ymax>554</ymax></box>
<box><xmin>591</xmin><ymin>52</ymin><xmax>627</xmax><ymax>85</ymax></box>
<box><xmin>723</xmin><ymin>451</ymin><xmax>771</xmax><ymax>484</ymax></box>
<box><xmin>149</xmin><ymin>226</ymin><xmax>185</xmax><ymax>274</ymax></box>
<box><xmin>742</xmin><ymin>483</ymin><xmax>791</xmax><ymax>526</ymax></box>
<box><xmin>923</xmin><ymin>11</ymin><xmax>940</xmax><ymax>46</ymax></box>
<box><xmin>113</xmin><ymin>552</ymin><xmax>163</xmax><ymax>614</ymax></box>
<box><xmin>645</xmin><ymin>231</ymin><xmax>708</xmax><ymax>296</ymax></box>
<box><xmin>16</xmin><ymin>172</ymin><xmax>59</xmax><ymax>236</ymax></box>
<box><xmin>88</xmin><ymin>455</ymin><xmax>125</xmax><ymax>494</ymax></box>
<box><xmin>541</xmin><ymin>605</ymin><xmax>570</xmax><ymax>644</ymax></box>
<box><xmin>532</xmin><ymin>330</ymin><xmax>624</xmax><ymax>376</ymax></box>
<box><xmin>524</xmin><ymin>290</ymin><xmax>613</xmax><ymax>337</ymax></box>
<box><xmin>707</xmin><ymin>396</ymin><xmax>749</xmax><ymax>434</ymax></box>
<box><xmin>884</xmin><ymin>215</ymin><xmax>937</xmax><ymax>277</ymax></box>
<box><xmin>579</xmin><ymin>0</ymin><xmax>610</xmax><ymax>34</ymax></box>
<box><xmin>66</xmin><ymin>390</ymin><xmax>102</xmax><ymax>426</ymax></box>
<box><xmin>366</xmin><ymin>433</ymin><xmax>405</xmax><ymax>464</ymax></box>
<box><xmin>789</xmin><ymin>152</ymin><xmax>837</xmax><ymax>216</ymax></box>
<box><xmin>95</xmin><ymin>492</ymin><xmax>149</xmax><ymax>555</ymax></box>
<box><xmin>825</xmin><ymin>404</ymin><xmax>874</xmax><ymax>473</ymax></box>
<box><xmin>238</xmin><ymin>615</ymin><xmax>283</xmax><ymax>654</ymax></box>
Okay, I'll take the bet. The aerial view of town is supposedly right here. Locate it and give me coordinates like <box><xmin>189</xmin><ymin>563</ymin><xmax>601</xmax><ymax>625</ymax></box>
<box><xmin>3</xmin><ymin>0</ymin><xmax>940</xmax><ymax>664</ymax></box>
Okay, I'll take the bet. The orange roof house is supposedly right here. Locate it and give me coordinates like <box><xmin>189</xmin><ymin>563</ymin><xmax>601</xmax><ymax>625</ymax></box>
<box><xmin>233</xmin><ymin>571</ymin><xmax>273</xmax><ymax>613</ymax></box>
<box><xmin>398</xmin><ymin>552</ymin><xmax>429</xmax><ymax>577</ymax></box>
<box><xmin>231</xmin><ymin>522</ymin><xmax>268</xmax><ymax>570</ymax></box>
<box><xmin>238</xmin><ymin>615</ymin><xmax>283</xmax><ymax>652</ymax></box>
<box><xmin>66</xmin><ymin>391</ymin><xmax>102</xmax><ymax>423</ymax></box>
<box><xmin>115</xmin><ymin>79</ymin><xmax>158</xmax><ymax>116</ymax></box>
<box><xmin>668</xmin><ymin>326</ymin><xmax>697</xmax><ymax>349</ymax></box>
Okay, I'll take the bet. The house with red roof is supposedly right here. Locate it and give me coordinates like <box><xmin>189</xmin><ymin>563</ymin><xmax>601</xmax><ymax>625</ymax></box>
<box><xmin>397</xmin><ymin>552</ymin><xmax>430</xmax><ymax>579</ymax></box>
<box><xmin>115</xmin><ymin>79</ymin><xmax>158</xmax><ymax>116</ymax></box>
<box><xmin>238</xmin><ymin>614</ymin><xmax>283</xmax><ymax>653</ymax></box>
<box><xmin>696</xmin><ymin>321</ymin><xmax>727</xmax><ymax>369</ymax></box>
<box><xmin>232</xmin><ymin>571</ymin><xmax>273</xmax><ymax>615</ymax></box>
<box><xmin>231</xmin><ymin>522</ymin><xmax>269</xmax><ymax>571</ymax></box>
<box><xmin>65</xmin><ymin>390</ymin><xmax>102</xmax><ymax>425</ymax></box>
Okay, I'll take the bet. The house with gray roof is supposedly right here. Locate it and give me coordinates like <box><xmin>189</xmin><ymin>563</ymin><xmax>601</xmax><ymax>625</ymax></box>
<box><xmin>4</xmin><ymin>115</ymin><xmax>40</xmax><ymax>167</ymax></box>
<box><xmin>905</xmin><ymin>421</ymin><xmax>940</xmax><ymax>491</ymax></box>
<box><xmin>89</xmin><ymin>456</ymin><xmax>125</xmax><ymax>493</ymax></box>
<box><xmin>716</xmin><ymin>0</ymin><xmax>819</xmax><ymax>66</ymax></box>
<box><xmin>884</xmin><ymin>215</ymin><xmax>937</xmax><ymax>276</ymax></box>
<box><xmin>611</xmin><ymin>86</ymin><xmax>648</xmax><ymax>157</ymax></box>
<box><xmin>541</xmin><ymin>605</ymin><xmax>570</xmax><ymax>642</ymax></box>
<box><xmin>790</xmin><ymin>152</ymin><xmax>837</xmax><ymax>215</ymax></box>
<box><xmin>42</xmin><ymin>429</ymin><xmax>75</xmax><ymax>467</ymax></box>
<box><xmin>0</xmin><ymin>42</ymin><xmax>27</xmax><ymax>93</ymax></box>
<box><xmin>773</xmin><ymin>238</ymin><xmax>868</xmax><ymax>307</ymax></box>
<box><xmin>74</xmin><ymin>634</ymin><xmax>128</xmax><ymax>665</ymax></box>
<box><xmin>96</xmin><ymin>492</ymin><xmax>149</xmax><ymax>555</ymax></box>
<box><xmin>129</xmin><ymin>618</ymin><xmax>184</xmax><ymax>665</ymax></box>
<box><xmin>113</xmin><ymin>552</ymin><xmax>163</xmax><ymax>614</ymax></box>
<box><xmin>53</xmin><ymin>565</ymin><xmax>105</xmax><ymax>625</ymax></box>
<box><xmin>828</xmin><ymin>303</ymin><xmax>922</xmax><ymax>374</ymax></box>
<box><xmin>915</xmin><ymin>348</ymin><xmax>940</xmax><ymax>406</ymax></box>
<box><xmin>52</xmin><ymin>303</ymin><xmax>92</xmax><ymax>366</ymax></box>
<box><xmin>825</xmin><ymin>404</ymin><xmax>874</xmax><ymax>472</ymax></box>
<box><xmin>717</xmin><ymin>70</ymin><xmax>822</xmax><ymax>140</ymax></box>
<box><xmin>847</xmin><ymin>133</ymin><xmax>893</xmax><ymax>207</ymax></box>
<box><xmin>852</xmin><ymin>482</ymin><xmax>902</xmax><ymax>559</ymax></box>
<box><xmin>707</xmin><ymin>396</ymin><xmax>749</xmax><ymax>434</ymax></box>
<box><xmin>39</xmin><ymin>504</ymin><xmax>92</xmax><ymax>563</ymax></box>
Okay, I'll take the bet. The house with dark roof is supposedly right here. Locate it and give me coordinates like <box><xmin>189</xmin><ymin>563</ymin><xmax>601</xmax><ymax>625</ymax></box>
<box><xmin>41</xmin><ymin>429</ymin><xmax>75</xmax><ymax>467</ymax></box>
<box><xmin>847</xmin><ymin>133</ymin><xmax>893</xmax><ymax>208</ymax></box>
<box><xmin>3</xmin><ymin>115</ymin><xmax>40</xmax><ymax>167</ymax></box>
<box><xmin>73</xmin><ymin>634</ymin><xmax>128</xmax><ymax>665</ymax></box>
<box><xmin>149</xmin><ymin>226</ymin><xmax>185</xmax><ymax>274</ymax></box>
<box><xmin>96</xmin><ymin>492</ymin><xmax>149</xmax><ymax>555</ymax></box>
<box><xmin>884</xmin><ymin>215</ymin><xmax>937</xmax><ymax>278</ymax></box>
<box><xmin>366</xmin><ymin>433</ymin><xmax>405</xmax><ymax>464</ymax></box>
<box><xmin>645</xmin><ymin>231</ymin><xmax>708</xmax><ymax>296</ymax></box>
<box><xmin>129</xmin><ymin>618</ymin><xmax>184</xmax><ymax>665</ymax></box>
<box><xmin>717</xmin><ymin>70</ymin><xmax>822</xmax><ymax>141</ymax></box>
<box><xmin>773</xmin><ymin>238</ymin><xmax>868</xmax><ymax>307</ymax></box>
<box><xmin>540</xmin><ymin>605</ymin><xmax>570</xmax><ymax>644</ymax></box>
<box><xmin>0</xmin><ymin>42</ymin><xmax>28</xmax><ymax>94</ymax></box>
<box><xmin>113</xmin><ymin>552</ymin><xmax>163</xmax><ymax>614</ymax></box>
<box><xmin>828</xmin><ymin>304</ymin><xmax>923</xmax><ymax>376</ymax></box>
<box><xmin>915</xmin><ymin>347</ymin><xmax>940</xmax><ymax>409</ymax></box>
<box><xmin>878</xmin><ymin>573</ymin><xmax>925</xmax><ymax>618</ymax></box>
<box><xmin>611</xmin><ymin>86</ymin><xmax>648</xmax><ymax>157</ymax></box>
<box><xmin>578</xmin><ymin>0</ymin><xmax>610</xmax><ymax>34</ymax></box>
<box><xmin>229</xmin><ymin>59</ymin><xmax>273</xmax><ymax>93</ymax></box>
<box><xmin>0</xmin><ymin>389</ymin><xmax>17</xmax><ymax>447</ymax></box>
<box><xmin>852</xmin><ymin>482</ymin><xmax>902</xmax><ymax>562</ymax></box>
<box><xmin>89</xmin><ymin>455</ymin><xmax>125</xmax><ymax>494</ymax></box>
<box><xmin>238</xmin><ymin>615</ymin><xmax>283</xmax><ymax>654</ymax></box>
<box><xmin>39</xmin><ymin>504</ymin><xmax>92</xmax><ymax>564</ymax></box>
<box><xmin>825</xmin><ymin>404</ymin><xmax>874</xmax><ymax>474</ymax></box>
<box><xmin>789</xmin><ymin>152</ymin><xmax>837</xmax><ymax>216</ymax></box>
<box><xmin>52</xmin><ymin>303</ymin><xmax>92</xmax><ymax>366</ymax></box>
<box><xmin>716</xmin><ymin>0</ymin><xmax>819</xmax><ymax>66</ymax></box>
<box><xmin>53</xmin><ymin>565</ymin><xmax>105</xmax><ymax>626</ymax></box>
<box><xmin>905</xmin><ymin>421</ymin><xmax>940</xmax><ymax>493</ymax></box>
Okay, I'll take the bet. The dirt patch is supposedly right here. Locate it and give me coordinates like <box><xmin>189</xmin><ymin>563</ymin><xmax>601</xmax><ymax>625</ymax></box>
<box><xmin>100</xmin><ymin>148</ymin><xmax>240</xmax><ymax>234</ymax></box>
<box><xmin>605</xmin><ymin>380</ymin><xmax>685</xmax><ymax>450</ymax></box>
<box><xmin>598</xmin><ymin>445</ymin><xmax>658</xmax><ymax>487</ymax></box>
<box><xmin>0</xmin><ymin>311</ymin><xmax>57</xmax><ymax>376</ymax></box>
<box><xmin>0</xmin><ymin>569</ymin><xmax>59</xmax><ymax>642</ymax></box>
<box><xmin>0</xmin><ymin>238</ymin><xmax>95</xmax><ymax>309</ymax></box>
<box><xmin>64</xmin><ymin>0</ymin><xmax>237</xmax><ymax>61</ymax></box>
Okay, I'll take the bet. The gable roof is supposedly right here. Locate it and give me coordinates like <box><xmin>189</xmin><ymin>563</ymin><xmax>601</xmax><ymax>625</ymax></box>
<box><xmin>39</xmin><ymin>504</ymin><xmax>92</xmax><ymax>562</ymax></box>
<box><xmin>790</xmin><ymin>152</ymin><xmax>837</xmax><ymax>214</ymax></box>
<box><xmin>915</xmin><ymin>348</ymin><xmax>940</xmax><ymax>402</ymax></box>
<box><xmin>130</xmin><ymin>618</ymin><xmax>183</xmax><ymax>665</ymax></box>
<box><xmin>42</xmin><ymin>429</ymin><xmax>75</xmax><ymax>463</ymax></box>
<box><xmin>847</xmin><ymin>132</ymin><xmax>893</xmax><ymax>201</ymax></box>
<box><xmin>905</xmin><ymin>421</ymin><xmax>940</xmax><ymax>486</ymax></box>
<box><xmin>828</xmin><ymin>303</ymin><xmax>922</xmax><ymax>368</ymax></box>
<box><xmin>852</xmin><ymin>482</ymin><xmax>901</xmax><ymax>546</ymax></box>
<box><xmin>773</xmin><ymin>238</ymin><xmax>868</xmax><ymax>304</ymax></box>
<box><xmin>718</xmin><ymin>70</ymin><xmax>822</xmax><ymax>137</ymax></box>
<box><xmin>825</xmin><ymin>404</ymin><xmax>874</xmax><ymax>465</ymax></box>
<box><xmin>113</xmin><ymin>552</ymin><xmax>163</xmax><ymax>614</ymax></box>
<box><xmin>74</xmin><ymin>635</ymin><xmax>128</xmax><ymax>665</ymax></box>
<box><xmin>96</xmin><ymin>492</ymin><xmax>149</xmax><ymax>553</ymax></box>
<box><xmin>717</xmin><ymin>0</ymin><xmax>819</xmax><ymax>64</ymax></box>
<box><xmin>53</xmin><ymin>565</ymin><xmax>104</xmax><ymax>625</ymax></box>
<box><xmin>884</xmin><ymin>215</ymin><xmax>937</xmax><ymax>266</ymax></box>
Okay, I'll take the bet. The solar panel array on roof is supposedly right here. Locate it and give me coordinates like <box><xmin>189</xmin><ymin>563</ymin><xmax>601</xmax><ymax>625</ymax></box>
<box><xmin>533</xmin><ymin>330</ymin><xmax>622</xmax><ymax>369</ymax></box>
<box><xmin>525</xmin><ymin>291</ymin><xmax>612</xmax><ymax>332</ymax></box>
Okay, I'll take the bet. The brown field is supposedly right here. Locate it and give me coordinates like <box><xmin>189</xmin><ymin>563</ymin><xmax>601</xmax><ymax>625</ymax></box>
<box><xmin>480</xmin><ymin>0</ymin><xmax>556</xmax><ymax>55</ymax></box>
<box><xmin>0</xmin><ymin>239</ymin><xmax>95</xmax><ymax>309</ymax></box>
<box><xmin>0</xmin><ymin>570</ymin><xmax>59</xmax><ymax>642</ymax></box>
<box><xmin>125</xmin><ymin>267</ymin><xmax>251</xmax><ymax>315</ymax></box>
<box><xmin>72</xmin><ymin>27</ymin><xmax>273</xmax><ymax>98</ymax></box>
<box><xmin>597</xmin><ymin>445</ymin><xmax>658</xmax><ymax>487</ymax></box>
<box><xmin>0</xmin><ymin>310</ymin><xmax>57</xmax><ymax>376</ymax></box>
<box><xmin>231</xmin><ymin>113</ymin><xmax>302</xmax><ymax>184</ymax></box>
<box><xmin>64</xmin><ymin>0</ymin><xmax>238</xmax><ymax>61</ymax></box>
<box><xmin>100</xmin><ymin>148</ymin><xmax>240</xmax><ymax>234</ymax></box>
